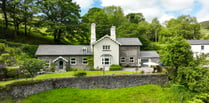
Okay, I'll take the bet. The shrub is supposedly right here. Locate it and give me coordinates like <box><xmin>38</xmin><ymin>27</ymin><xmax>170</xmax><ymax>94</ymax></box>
<box><xmin>188</xmin><ymin>93</ymin><xmax>209</xmax><ymax>103</ymax></box>
<box><xmin>177</xmin><ymin>66</ymin><xmax>209</xmax><ymax>92</ymax></box>
<box><xmin>140</xmin><ymin>70</ymin><xmax>144</xmax><ymax>74</ymax></box>
<box><xmin>0</xmin><ymin>65</ymin><xmax>7</xmax><ymax>80</ymax></box>
<box><xmin>22</xmin><ymin>58</ymin><xmax>45</xmax><ymax>77</ymax></box>
<box><xmin>6</xmin><ymin>67</ymin><xmax>18</xmax><ymax>79</ymax></box>
<box><xmin>109</xmin><ymin>64</ymin><xmax>122</xmax><ymax>71</ymax></box>
<box><xmin>20</xmin><ymin>45</ymin><xmax>38</xmax><ymax>58</ymax></box>
<box><xmin>74</xmin><ymin>70</ymin><xmax>87</xmax><ymax>77</ymax></box>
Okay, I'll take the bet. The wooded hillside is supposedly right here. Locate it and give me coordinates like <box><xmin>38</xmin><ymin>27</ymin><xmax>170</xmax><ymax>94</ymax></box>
<box><xmin>0</xmin><ymin>0</ymin><xmax>207</xmax><ymax>49</ymax></box>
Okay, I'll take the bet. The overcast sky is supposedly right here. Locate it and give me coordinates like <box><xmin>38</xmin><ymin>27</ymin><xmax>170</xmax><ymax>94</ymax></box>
<box><xmin>73</xmin><ymin>0</ymin><xmax>209</xmax><ymax>23</ymax></box>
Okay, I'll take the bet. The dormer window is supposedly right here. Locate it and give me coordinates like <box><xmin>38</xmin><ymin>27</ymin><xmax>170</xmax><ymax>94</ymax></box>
<box><xmin>82</xmin><ymin>47</ymin><xmax>87</xmax><ymax>54</ymax></box>
<box><xmin>103</xmin><ymin>45</ymin><xmax>110</xmax><ymax>51</ymax></box>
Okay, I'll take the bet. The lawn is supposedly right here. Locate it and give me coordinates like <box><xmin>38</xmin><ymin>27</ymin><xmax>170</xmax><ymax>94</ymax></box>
<box><xmin>18</xmin><ymin>85</ymin><xmax>193</xmax><ymax>103</ymax></box>
<box><xmin>0</xmin><ymin>71</ymin><xmax>137</xmax><ymax>87</ymax></box>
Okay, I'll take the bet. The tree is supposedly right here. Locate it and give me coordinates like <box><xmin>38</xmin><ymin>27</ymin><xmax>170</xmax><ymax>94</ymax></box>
<box><xmin>166</xmin><ymin>15</ymin><xmax>201</xmax><ymax>39</ymax></box>
<box><xmin>0</xmin><ymin>0</ymin><xmax>10</xmax><ymax>30</ymax></box>
<box><xmin>177</xmin><ymin>55</ymin><xmax>209</xmax><ymax>92</ymax></box>
<box><xmin>37</xmin><ymin>0</ymin><xmax>80</xmax><ymax>42</ymax></box>
<box><xmin>160</xmin><ymin>36</ymin><xmax>194</xmax><ymax>81</ymax></box>
<box><xmin>126</xmin><ymin>13</ymin><xmax>145</xmax><ymax>24</ymax></box>
<box><xmin>0</xmin><ymin>43</ymin><xmax>6</xmax><ymax>53</ymax></box>
<box><xmin>160</xmin><ymin>36</ymin><xmax>193</xmax><ymax>69</ymax></box>
<box><xmin>82</xmin><ymin>7</ymin><xmax>110</xmax><ymax>39</ymax></box>
<box><xmin>22</xmin><ymin>58</ymin><xmax>45</xmax><ymax>77</ymax></box>
<box><xmin>151</xmin><ymin>18</ymin><xmax>161</xmax><ymax>42</ymax></box>
<box><xmin>104</xmin><ymin>6</ymin><xmax>126</xmax><ymax>26</ymax></box>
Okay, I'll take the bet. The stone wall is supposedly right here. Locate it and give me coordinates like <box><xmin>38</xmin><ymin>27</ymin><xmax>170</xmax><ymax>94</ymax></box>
<box><xmin>0</xmin><ymin>74</ymin><xmax>168</xmax><ymax>98</ymax></box>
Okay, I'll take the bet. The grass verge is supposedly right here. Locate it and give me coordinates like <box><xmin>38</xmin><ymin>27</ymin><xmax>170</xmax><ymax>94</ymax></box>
<box><xmin>18</xmin><ymin>85</ymin><xmax>194</xmax><ymax>103</ymax></box>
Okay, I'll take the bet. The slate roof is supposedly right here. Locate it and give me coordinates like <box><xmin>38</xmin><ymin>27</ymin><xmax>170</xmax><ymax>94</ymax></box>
<box><xmin>140</xmin><ymin>51</ymin><xmax>160</xmax><ymax>58</ymax></box>
<box><xmin>35</xmin><ymin>45</ymin><xmax>92</xmax><ymax>56</ymax></box>
<box><xmin>116</xmin><ymin>38</ymin><xmax>142</xmax><ymax>46</ymax></box>
<box><xmin>187</xmin><ymin>40</ymin><xmax>209</xmax><ymax>45</ymax></box>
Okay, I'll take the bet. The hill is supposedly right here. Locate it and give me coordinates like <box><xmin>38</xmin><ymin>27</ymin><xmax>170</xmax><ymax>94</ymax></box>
<box><xmin>200</xmin><ymin>20</ymin><xmax>209</xmax><ymax>29</ymax></box>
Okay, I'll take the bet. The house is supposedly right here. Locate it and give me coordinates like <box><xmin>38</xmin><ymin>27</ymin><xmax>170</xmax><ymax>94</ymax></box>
<box><xmin>188</xmin><ymin>40</ymin><xmax>209</xmax><ymax>58</ymax></box>
<box><xmin>35</xmin><ymin>23</ymin><xmax>160</xmax><ymax>71</ymax></box>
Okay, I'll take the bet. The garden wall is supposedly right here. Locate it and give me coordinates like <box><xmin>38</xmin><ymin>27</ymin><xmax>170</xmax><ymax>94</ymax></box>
<box><xmin>0</xmin><ymin>74</ymin><xmax>168</xmax><ymax>98</ymax></box>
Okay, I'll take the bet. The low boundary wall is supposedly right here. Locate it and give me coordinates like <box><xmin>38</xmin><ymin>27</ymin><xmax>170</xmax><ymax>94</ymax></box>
<box><xmin>0</xmin><ymin>74</ymin><xmax>168</xmax><ymax>98</ymax></box>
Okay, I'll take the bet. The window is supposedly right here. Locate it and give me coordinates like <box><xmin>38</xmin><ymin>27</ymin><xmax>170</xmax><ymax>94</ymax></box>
<box><xmin>45</xmin><ymin>60</ymin><xmax>50</xmax><ymax>68</ymax></box>
<box><xmin>120</xmin><ymin>57</ymin><xmax>126</xmax><ymax>63</ymax></box>
<box><xmin>129</xmin><ymin>57</ymin><xmax>134</xmax><ymax>63</ymax></box>
<box><xmin>201</xmin><ymin>52</ymin><xmax>204</xmax><ymax>56</ymax></box>
<box><xmin>82</xmin><ymin>47</ymin><xmax>87</xmax><ymax>54</ymax></box>
<box><xmin>70</xmin><ymin>57</ymin><xmax>76</xmax><ymax>65</ymax></box>
<box><xmin>82</xmin><ymin>57</ymin><xmax>88</xmax><ymax>65</ymax></box>
<box><xmin>103</xmin><ymin>45</ymin><xmax>110</xmax><ymax>51</ymax></box>
<box><xmin>201</xmin><ymin>45</ymin><xmax>204</xmax><ymax>50</ymax></box>
<box><xmin>102</xmin><ymin>57</ymin><xmax>111</xmax><ymax>65</ymax></box>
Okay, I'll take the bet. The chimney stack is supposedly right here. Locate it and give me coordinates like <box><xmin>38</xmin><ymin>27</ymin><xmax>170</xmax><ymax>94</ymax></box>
<box><xmin>90</xmin><ymin>23</ymin><xmax>96</xmax><ymax>50</ymax></box>
<box><xmin>110</xmin><ymin>26</ymin><xmax>116</xmax><ymax>40</ymax></box>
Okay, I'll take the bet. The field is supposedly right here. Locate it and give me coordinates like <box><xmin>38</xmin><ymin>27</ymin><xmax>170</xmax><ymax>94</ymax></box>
<box><xmin>17</xmin><ymin>85</ymin><xmax>193</xmax><ymax>103</ymax></box>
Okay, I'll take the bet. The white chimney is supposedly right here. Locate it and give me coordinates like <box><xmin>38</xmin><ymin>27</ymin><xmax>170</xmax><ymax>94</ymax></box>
<box><xmin>90</xmin><ymin>23</ymin><xmax>96</xmax><ymax>49</ymax></box>
<box><xmin>110</xmin><ymin>26</ymin><xmax>116</xmax><ymax>40</ymax></box>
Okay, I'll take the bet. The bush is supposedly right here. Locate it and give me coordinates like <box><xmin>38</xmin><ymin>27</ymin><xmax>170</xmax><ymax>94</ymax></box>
<box><xmin>6</xmin><ymin>67</ymin><xmax>19</xmax><ymax>79</ymax></box>
<box><xmin>188</xmin><ymin>93</ymin><xmax>209</xmax><ymax>103</ymax></box>
<box><xmin>73</xmin><ymin>70</ymin><xmax>87</xmax><ymax>77</ymax></box>
<box><xmin>140</xmin><ymin>70</ymin><xmax>144</xmax><ymax>74</ymax></box>
<box><xmin>0</xmin><ymin>65</ymin><xmax>7</xmax><ymax>81</ymax></box>
<box><xmin>177</xmin><ymin>66</ymin><xmax>209</xmax><ymax>92</ymax></box>
<box><xmin>20</xmin><ymin>45</ymin><xmax>38</xmax><ymax>58</ymax></box>
<box><xmin>109</xmin><ymin>64</ymin><xmax>122</xmax><ymax>71</ymax></box>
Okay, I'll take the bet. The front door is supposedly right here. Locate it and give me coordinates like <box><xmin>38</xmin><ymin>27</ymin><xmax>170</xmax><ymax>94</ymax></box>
<box><xmin>59</xmin><ymin>61</ymin><xmax>63</xmax><ymax>69</ymax></box>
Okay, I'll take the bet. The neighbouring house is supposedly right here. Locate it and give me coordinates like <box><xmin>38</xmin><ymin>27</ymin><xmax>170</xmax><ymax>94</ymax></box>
<box><xmin>35</xmin><ymin>23</ymin><xmax>160</xmax><ymax>71</ymax></box>
<box><xmin>188</xmin><ymin>40</ymin><xmax>209</xmax><ymax>58</ymax></box>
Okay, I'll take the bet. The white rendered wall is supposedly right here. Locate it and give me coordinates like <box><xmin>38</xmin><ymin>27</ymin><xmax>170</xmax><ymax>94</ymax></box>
<box><xmin>93</xmin><ymin>37</ymin><xmax>119</xmax><ymax>70</ymax></box>
<box><xmin>191</xmin><ymin>45</ymin><xmax>209</xmax><ymax>58</ymax></box>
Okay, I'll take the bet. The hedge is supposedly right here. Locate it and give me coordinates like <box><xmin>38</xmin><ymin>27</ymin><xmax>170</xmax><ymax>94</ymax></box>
<box><xmin>109</xmin><ymin>64</ymin><xmax>122</xmax><ymax>71</ymax></box>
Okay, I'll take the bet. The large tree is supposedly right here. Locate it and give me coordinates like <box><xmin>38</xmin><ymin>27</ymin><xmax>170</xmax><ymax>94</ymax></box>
<box><xmin>126</xmin><ymin>13</ymin><xmax>145</xmax><ymax>24</ymax></box>
<box><xmin>103</xmin><ymin>6</ymin><xmax>126</xmax><ymax>26</ymax></box>
<box><xmin>82</xmin><ymin>7</ymin><xmax>110</xmax><ymax>39</ymax></box>
<box><xmin>166</xmin><ymin>15</ymin><xmax>201</xmax><ymax>39</ymax></box>
<box><xmin>37</xmin><ymin>0</ymin><xmax>80</xmax><ymax>42</ymax></box>
<box><xmin>160</xmin><ymin>36</ymin><xmax>193</xmax><ymax>69</ymax></box>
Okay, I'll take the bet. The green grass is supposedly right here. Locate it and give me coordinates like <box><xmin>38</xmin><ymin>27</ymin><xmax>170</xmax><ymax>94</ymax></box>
<box><xmin>18</xmin><ymin>85</ymin><xmax>193</xmax><ymax>103</ymax></box>
<box><xmin>0</xmin><ymin>71</ymin><xmax>137</xmax><ymax>87</ymax></box>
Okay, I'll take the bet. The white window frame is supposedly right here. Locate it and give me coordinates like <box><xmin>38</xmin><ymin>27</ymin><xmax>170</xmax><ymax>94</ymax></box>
<box><xmin>82</xmin><ymin>57</ymin><xmax>88</xmax><ymax>65</ymax></box>
<box><xmin>70</xmin><ymin>57</ymin><xmax>76</xmax><ymax>65</ymax></box>
<box><xmin>103</xmin><ymin>45</ymin><xmax>110</xmax><ymax>51</ymax></box>
<box><xmin>45</xmin><ymin>60</ymin><xmax>50</xmax><ymax>68</ymax></box>
<box><xmin>102</xmin><ymin>57</ymin><xmax>111</xmax><ymax>65</ymax></box>
<box><xmin>120</xmin><ymin>57</ymin><xmax>126</xmax><ymax>63</ymax></box>
<box><xmin>129</xmin><ymin>57</ymin><xmax>134</xmax><ymax>63</ymax></box>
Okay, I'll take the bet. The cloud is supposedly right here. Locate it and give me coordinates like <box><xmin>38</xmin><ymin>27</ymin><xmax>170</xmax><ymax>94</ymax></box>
<box><xmin>78</xmin><ymin>0</ymin><xmax>208</xmax><ymax>23</ymax></box>
<box><xmin>161</xmin><ymin>0</ymin><xmax>195</xmax><ymax>11</ymax></box>
<box><xmin>73</xmin><ymin>0</ymin><xmax>94</xmax><ymax>9</ymax></box>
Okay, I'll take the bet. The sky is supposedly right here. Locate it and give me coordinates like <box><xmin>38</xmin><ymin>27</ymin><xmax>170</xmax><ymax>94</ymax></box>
<box><xmin>72</xmin><ymin>0</ymin><xmax>209</xmax><ymax>23</ymax></box>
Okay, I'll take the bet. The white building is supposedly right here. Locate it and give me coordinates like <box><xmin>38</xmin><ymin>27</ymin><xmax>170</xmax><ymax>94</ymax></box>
<box><xmin>188</xmin><ymin>40</ymin><xmax>209</xmax><ymax>58</ymax></box>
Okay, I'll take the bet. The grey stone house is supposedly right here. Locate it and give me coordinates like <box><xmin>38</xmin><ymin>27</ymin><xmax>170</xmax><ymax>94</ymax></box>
<box><xmin>35</xmin><ymin>23</ymin><xmax>160</xmax><ymax>71</ymax></box>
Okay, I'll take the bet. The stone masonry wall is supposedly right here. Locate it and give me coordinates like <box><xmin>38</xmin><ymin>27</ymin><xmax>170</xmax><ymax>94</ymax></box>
<box><xmin>0</xmin><ymin>74</ymin><xmax>168</xmax><ymax>98</ymax></box>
